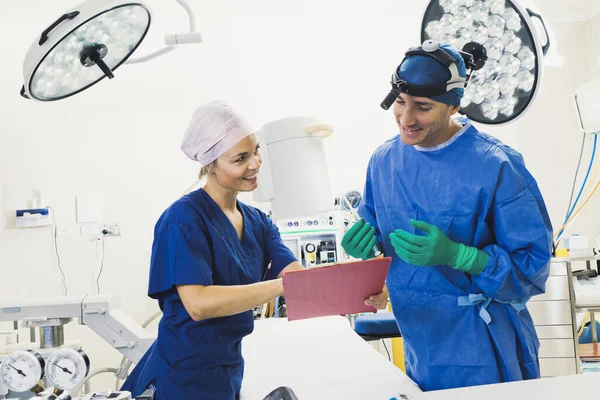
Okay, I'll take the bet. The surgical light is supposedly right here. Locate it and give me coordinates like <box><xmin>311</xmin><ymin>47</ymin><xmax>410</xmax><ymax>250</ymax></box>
<box><xmin>422</xmin><ymin>0</ymin><xmax>550</xmax><ymax>125</ymax></box>
<box><xmin>21</xmin><ymin>0</ymin><xmax>200</xmax><ymax>102</ymax></box>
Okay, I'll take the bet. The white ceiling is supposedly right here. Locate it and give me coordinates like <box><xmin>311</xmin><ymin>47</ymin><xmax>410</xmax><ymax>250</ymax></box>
<box><xmin>528</xmin><ymin>0</ymin><xmax>600</xmax><ymax>22</ymax></box>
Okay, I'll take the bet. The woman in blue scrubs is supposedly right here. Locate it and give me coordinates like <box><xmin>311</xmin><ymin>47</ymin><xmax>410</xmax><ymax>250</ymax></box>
<box><xmin>342</xmin><ymin>42</ymin><xmax>553</xmax><ymax>391</ymax></box>
<box><xmin>121</xmin><ymin>101</ymin><xmax>303</xmax><ymax>400</ymax></box>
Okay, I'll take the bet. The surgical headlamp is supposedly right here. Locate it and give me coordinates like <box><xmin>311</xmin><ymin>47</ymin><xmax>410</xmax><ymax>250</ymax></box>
<box><xmin>380</xmin><ymin>39</ymin><xmax>487</xmax><ymax>110</ymax></box>
<box><xmin>420</xmin><ymin>0</ymin><xmax>550</xmax><ymax>125</ymax></box>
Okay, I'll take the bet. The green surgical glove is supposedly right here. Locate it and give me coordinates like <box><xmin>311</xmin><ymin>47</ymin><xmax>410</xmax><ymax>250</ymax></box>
<box><xmin>341</xmin><ymin>219</ymin><xmax>379</xmax><ymax>260</ymax></box>
<box><xmin>389</xmin><ymin>219</ymin><xmax>489</xmax><ymax>275</ymax></box>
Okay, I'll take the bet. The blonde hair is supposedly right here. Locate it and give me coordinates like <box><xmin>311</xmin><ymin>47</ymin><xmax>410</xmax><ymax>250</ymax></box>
<box><xmin>198</xmin><ymin>160</ymin><xmax>216</xmax><ymax>180</ymax></box>
<box><xmin>199</xmin><ymin>166</ymin><xmax>209</xmax><ymax>179</ymax></box>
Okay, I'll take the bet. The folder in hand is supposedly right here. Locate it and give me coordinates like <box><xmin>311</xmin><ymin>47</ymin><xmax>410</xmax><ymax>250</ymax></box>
<box><xmin>282</xmin><ymin>257</ymin><xmax>391</xmax><ymax>321</ymax></box>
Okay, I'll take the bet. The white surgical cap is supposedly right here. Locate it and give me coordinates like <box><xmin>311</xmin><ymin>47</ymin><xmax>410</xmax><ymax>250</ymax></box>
<box><xmin>181</xmin><ymin>100</ymin><xmax>254</xmax><ymax>166</ymax></box>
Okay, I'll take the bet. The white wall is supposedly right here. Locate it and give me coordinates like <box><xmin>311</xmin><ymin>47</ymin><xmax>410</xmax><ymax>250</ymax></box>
<box><xmin>0</xmin><ymin>0</ymin><xmax>598</xmax><ymax>392</ymax></box>
<box><xmin>568</xmin><ymin>12</ymin><xmax>600</xmax><ymax>248</ymax></box>
<box><xmin>587</xmin><ymin>14</ymin><xmax>600</xmax><ymax>81</ymax></box>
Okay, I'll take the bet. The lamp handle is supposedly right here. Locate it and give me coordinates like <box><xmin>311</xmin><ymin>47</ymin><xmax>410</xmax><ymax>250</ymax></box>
<box><xmin>39</xmin><ymin>11</ymin><xmax>80</xmax><ymax>45</ymax></box>
<box><xmin>526</xmin><ymin>8</ymin><xmax>550</xmax><ymax>56</ymax></box>
<box><xmin>304</xmin><ymin>124</ymin><xmax>334</xmax><ymax>138</ymax></box>
<box><xmin>20</xmin><ymin>85</ymin><xmax>30</xmax><ymax>99</ymax></box>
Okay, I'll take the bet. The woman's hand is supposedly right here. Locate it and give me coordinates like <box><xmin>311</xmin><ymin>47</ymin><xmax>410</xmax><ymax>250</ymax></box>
<box><xmin>365</xmin><ymin>284</ymin><xmax>389</xmax><ymax>310</ymax></box>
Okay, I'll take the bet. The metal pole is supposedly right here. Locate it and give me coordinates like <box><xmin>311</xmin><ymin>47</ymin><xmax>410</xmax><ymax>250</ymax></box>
<box><xmin>566</xmin><ymin>261</ymin><xmax>583</xmax><ymax>374</ymax></box>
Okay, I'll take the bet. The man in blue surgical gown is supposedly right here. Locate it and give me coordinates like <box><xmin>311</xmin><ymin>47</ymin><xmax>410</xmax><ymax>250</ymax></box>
<box><xmin>342</xmin><ymin>42</ymin><xmax>552</xmax><ymax>391</ymax></box>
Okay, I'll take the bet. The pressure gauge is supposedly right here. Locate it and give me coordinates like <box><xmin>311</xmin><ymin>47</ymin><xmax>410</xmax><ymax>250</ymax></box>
<box><xmin>0</xmin><ymin>350</ymin><xmax>45</xmax><ymax>392</ymax></box>
<box><xmin>342</xmin><ymin>191</ymin><xmax>362</xmax><ymax>210</ymax></box>
<box><xmin>45</xmin><ymin>348</ymin><xmax>90</xmax><ymax>390</ymax></box>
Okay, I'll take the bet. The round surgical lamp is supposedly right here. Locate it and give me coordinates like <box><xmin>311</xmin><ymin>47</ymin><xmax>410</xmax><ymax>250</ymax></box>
<box><xmin>21</xmin><ymin>0</ymin><xmax>152</xmax><ymax>102</ymax></box>
<box><xmin>421</xmin><ymin>0</ymin><xmax>550</xmax><ymax>125</ymax></box>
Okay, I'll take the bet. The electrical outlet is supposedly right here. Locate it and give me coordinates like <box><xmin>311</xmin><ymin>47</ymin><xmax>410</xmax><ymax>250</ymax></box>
<box><xmin>80</xmin><ymin>222</ymin><xmax>102</xmax><ymax>236</ymax></box>
<box><xmin>102</xmin><ymin>222</ymin><xmax>121</xmax><ymax>237</ymax></box>
<box><xmin>56</xmin><ymin>226</ymin><xmax>80</xmax><ymax>237</ymax></box>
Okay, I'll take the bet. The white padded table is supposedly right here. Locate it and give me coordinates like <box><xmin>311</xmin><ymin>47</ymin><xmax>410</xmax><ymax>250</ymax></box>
<box><xmin>240</xmin><ymin>316</ymin><xmax>421</xmax><ymax>400</ymax></box>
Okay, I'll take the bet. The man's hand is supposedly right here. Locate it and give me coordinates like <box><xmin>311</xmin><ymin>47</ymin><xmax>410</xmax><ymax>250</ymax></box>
<box><xmin>390</xmin><ymin>219</ymin><xmax>488</xmax><ymax>275</ymax></box>
<box><xmin>389</xmin><ymin>219</ymin><xmax>459</xmax><ymax>267</ymax></box>
<box><xmin>342</xmin><ymin>219</ymin><xmax>378</xmax><ymax>260</ymax></box>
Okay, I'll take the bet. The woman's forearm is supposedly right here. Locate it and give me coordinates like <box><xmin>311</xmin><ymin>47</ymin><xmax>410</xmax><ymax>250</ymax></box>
<box><xmin>177</xmin><ymin>279</ymin><xmax>284</xmax><ymax>321</ymax></box>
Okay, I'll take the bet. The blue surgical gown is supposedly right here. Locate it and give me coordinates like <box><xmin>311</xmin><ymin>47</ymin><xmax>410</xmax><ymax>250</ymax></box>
<box><xmin>121</xmin><ymin>188</ymin><xmax>296</xmax><ymax>400</ymax></box>
<box><xmin>358</xmin><ymin>118</ymin><xmax>552</xmax><ymax>391</ymax></box>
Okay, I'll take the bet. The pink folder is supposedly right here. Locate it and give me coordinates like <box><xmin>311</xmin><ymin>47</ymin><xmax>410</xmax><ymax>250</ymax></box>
<box><xmin>282</xmin><ymin>257</ymin><xmax>392</xmax><ymax>321</ymax></box>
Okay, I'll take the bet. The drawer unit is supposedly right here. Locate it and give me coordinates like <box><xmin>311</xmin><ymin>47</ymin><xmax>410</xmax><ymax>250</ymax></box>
<box><xmin>535</xmin><ymin>325</ymin><xmax>574</xmax><ymax>339</ymax></box>
<box><xmin>549</xmin><ymin>262</ymin><xmax>567</xmax><ymax>276</ymax></box>
<box><xmin>539</xmin><ymin>339</ymin><xmax>576</xmax><ymax>358</ymax></box>
<box><xmin>531</xmin><ymin>276</ymin><xmax>570</xmax><ymax>302</ymax></box>
<box><xmin>539</xmin><ymin>358</ymin><xmax>577</xmax><ymax>377</ymax></box>
<box><xmin>529</xmin><ymin>301</ymin><xmax>573</xmax><ymax>326</ymax></box>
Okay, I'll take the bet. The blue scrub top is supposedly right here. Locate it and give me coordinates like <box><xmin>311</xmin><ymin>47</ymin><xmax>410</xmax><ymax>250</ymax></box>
<box><xmin>358</xmin><ymin>118</ymin><xmax>552</xmax><ymax>391</ymax></box>
<box><xmin>122</xmin><ymin>188</ymin><xmax>296</xmax><ymax>400</ymax></box>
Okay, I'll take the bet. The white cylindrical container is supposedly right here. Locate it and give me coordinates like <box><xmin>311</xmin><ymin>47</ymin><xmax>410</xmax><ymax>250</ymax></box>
<box><xmin>253</xmin><ymin>116</ymin><xmax>334</xmax><ymax>220</ymax></box>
